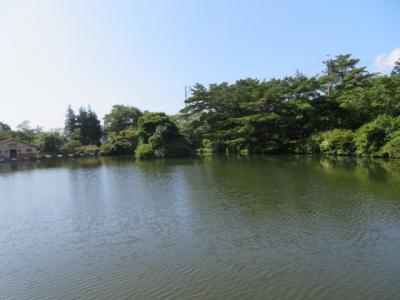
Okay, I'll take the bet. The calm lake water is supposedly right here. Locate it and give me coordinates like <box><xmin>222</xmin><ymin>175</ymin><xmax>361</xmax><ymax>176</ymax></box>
<box><xmin>1</xmin><ymin>155</ymin><xmax>400</xmax><ymax>299</ymax></box>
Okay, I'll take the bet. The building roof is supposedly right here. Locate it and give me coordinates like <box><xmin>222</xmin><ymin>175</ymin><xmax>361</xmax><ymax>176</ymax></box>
<box><xmin>0</xmin><ymin>138</ymin><xmax>37</xmax><ymax>148</ymax></box>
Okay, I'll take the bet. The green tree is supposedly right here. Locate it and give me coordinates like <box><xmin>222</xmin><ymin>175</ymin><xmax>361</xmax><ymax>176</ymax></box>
<box><xmin>320</xmin><ymin>54</ymin><xmax>376</xmax><ymax>129</ymax></box>
<box><xmin>136</xmin><ymin>112</ymin><xmax>190</xmax><ymax>158</ymax></box>
<box><xmin>5</xmin><ymin>53</ymin><xmax>398</xmax><ymax>160</ymax></box>
<box><xmin>62</xmin><ymin>139</ymin><xmax>81</xmax><ymax>153</ymax></box>
<box><xmin>100</xmin><ymin>128</ymin><xmax>138</xmax><ymax>155</ymax></box>
<box><xmin>34</xmin><ymin>132</ymin><xmax>64</xmax><ymax>154</ymax></box>
<box><xmin>103</xmin><ymin>105</ymin><xmax>142</xmax><ymax>133</ymax></box>
<box><xmin>64</xmin><ymin>105</ymin><xmax>77</xmax><ymax>137</ymax></box>
<box><xmin>76</xmin><ymin>107</ymin><xmax>102</xmax><ymax>145</ymax></box>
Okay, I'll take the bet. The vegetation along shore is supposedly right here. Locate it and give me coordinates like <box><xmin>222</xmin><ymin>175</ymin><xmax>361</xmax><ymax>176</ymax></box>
<box><xmin>1</xmin><ymin>54</ymin><xmax>400</xmax><ymax>159</ymax></box>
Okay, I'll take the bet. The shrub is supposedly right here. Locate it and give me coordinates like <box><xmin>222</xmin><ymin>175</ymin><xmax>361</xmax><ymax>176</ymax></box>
<box><xmin>135</xmin><ymin>143</ymin><xmax>155</xmax><ymax>159</ymax></box>
<box><xmin>320</xmin><ymin>129</ymin><xmax>356</xmax><ymax>155</ymax></box>
<box><xmin>380</xmin><ymin>132</ymin><xmax>400</xmax><ymax>158</ymax></box>
<box><xmin>355</xmin><ymin>115</ymin><xmax>400</xmax><ymax>156</ymax></box>
<box><xmin>99</xmin><ymin>143</ymin><xmax>114</xmax><ymax>155</ymax></box>
<box><xmin>100</xmin><ymin>128</ymin><xmax>138</xmax><ymax>155</ymax></box>
<box><xmin>198</xmin><ymin>138</ymin><xmax>228</xmax><ymax>155</ymax></box>
<box><xmin>76</xmin><ymin>144</ymin><xmax>100</xmax><ymax>155</ymax></box>
<box><xmin>62</xmin><ymin>139</ymin><xmax>81</xmax><ymax>153</ymax></box>
<box><xmin>198</xmin><ymin>139</ymin><xmax>214</xmax><ymax>155</ymax></box>
<box><xmin>296</xmin><ymin>133</ymin><xmax>323</xmax><ymax>154</ymax></box>
<box><xmin>225</xmin><ymin>138</ymin><xmax>246</xmax><ymax>153</ymax></box>
<box><xmin>34</xmin><ymin>132</ymin><xmax>64</xmax><ymax>154</ymax></box>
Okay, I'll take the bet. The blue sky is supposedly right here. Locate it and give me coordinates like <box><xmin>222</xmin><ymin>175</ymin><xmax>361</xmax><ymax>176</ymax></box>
<box><xmin>0</xmin><ymin>0</ymin><xmax>399</xmax><ymax>129</ymax></box>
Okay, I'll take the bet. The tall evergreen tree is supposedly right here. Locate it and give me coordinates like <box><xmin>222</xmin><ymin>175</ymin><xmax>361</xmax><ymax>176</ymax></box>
<box><xmin>76</xmin><ymin>107</ymin><xmax>102</xmax><ymax>145</ymax></box>
<box><xmin>64</xmin><ymin>105</ymin><xmax>77</xmax><ymax>137</ymax></box>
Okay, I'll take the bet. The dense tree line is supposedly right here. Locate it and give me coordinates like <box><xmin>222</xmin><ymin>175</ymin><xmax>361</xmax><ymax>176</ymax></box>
<box><xmin>180</xmin><ymin>55</ymin><xmax>400</xmax><ymax>158</ymax></box>
<box><xmin>0</xmin><ymin>107</ymin><xmax>103</xmax><ymax>155</ymax></box>
<box><xmin>1</xmin><ymin>54</ymin><xmax>399</xmax><ymax>158</ymax></box>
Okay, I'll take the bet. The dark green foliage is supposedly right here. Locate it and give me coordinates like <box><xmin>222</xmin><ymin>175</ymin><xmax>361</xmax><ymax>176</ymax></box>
<box><xmin>76</xmin><ymin>107</ymin><xmax>102</xmax><ymax>145</ymax></box>
<box><xmin>135</xmin><ymin>112</ymin><xmax>191</xmax><ymax>158</ymax></box>
<box><xmin>64</xmin><ymin>105</ymin><xmax>76</xmax><ymax>137</ymax></box>
<box><xmin>103</xmin><ymin>105</ymin><xmax>142</xmax><ymax>133</ymax></box>
<box><xmin>355</xmin><ymin>115</ymin><xmax>400</xmax><ymax>156</ymax></box>
<box><xmin>137</xmin><ymin>113</ymin><xmax>172</xmax><ymax>143</ymax></box>
<box><xmin>380</xmin><ymin>133</ymin><xmax>400</xmax><ymax>158</ymax></box>
<box><xmin>298</xmin><ymin>134</ymin><xmax>324</xmax><ymax>154</ymax></box>
<box><xmin>64</xmin><ymin>106</ymin><xmax>102</xmax><ymax>146</ymax></box>
<box><xmin>62</xmin><ymin>139</ymin><xmax>81</xmax><ymax>153</ymax></box>
<box><xmin>135</xmin><ymin>143</ymin><xmax>155</xmax><ymax>159</ymax></box>
<box><xmin>175</xmin><ymin>114</ymin><xmax>203</xmax><ymax>149</ymax></box>
<box><xmin>34</xmin><ymin>132</ymin><xmax>64</xmax><ymax>154</ymax></box>
<box><xmin>100</xmin><ymin>128</ymin><xmax>138</xmax><ymax>155</ymax></box>
<box><xmin>197</xmin><ymin>139</ymin><xmax>215</xmax><ymax>155</ymax></box>
<box><xmin>181</xmin><ymin>54</ymin><xmax>400</xmax><ymax>158</ymax></box>
<box><xmin>319</xmin><ymin>130</ymin><xmax>356</xmax><ymax>155</ymax></box>
<box><xmin>4</xmin><ymin>53</ymin><xmax>400</xmax><ymax>160</ymax></box>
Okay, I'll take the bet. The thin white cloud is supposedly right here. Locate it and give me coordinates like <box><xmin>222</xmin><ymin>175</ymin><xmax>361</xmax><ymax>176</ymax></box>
<box><xmin>374</xmin><ymin>48</ymin><xmax>400</xmax><ymax>73</ymax></box>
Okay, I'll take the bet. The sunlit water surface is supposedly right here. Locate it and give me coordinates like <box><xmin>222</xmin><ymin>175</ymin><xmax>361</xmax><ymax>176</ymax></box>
<box><xmin>1</xmin><ymin>155</ymin><xmax>400</xmax><ymax>299</ymax></box>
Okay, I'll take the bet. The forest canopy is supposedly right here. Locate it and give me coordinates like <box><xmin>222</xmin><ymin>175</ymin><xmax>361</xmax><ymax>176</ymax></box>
<box><xmin>179</xmin><ymin>54</ymin><xmax>400</xmax><ymax>157</ymax></box>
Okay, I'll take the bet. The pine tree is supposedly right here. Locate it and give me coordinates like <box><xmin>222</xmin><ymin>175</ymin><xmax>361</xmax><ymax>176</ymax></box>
<box><xmin>64</xmin><ymin>106</ymin><xmax>77</xmax><ymax>137</ymax></box>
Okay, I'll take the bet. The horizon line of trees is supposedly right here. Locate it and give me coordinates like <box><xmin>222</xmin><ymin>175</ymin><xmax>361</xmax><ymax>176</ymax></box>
<box><xmin>1</xmin><ymin>54</ymin><xmax>400</xmax><ymax>159</ymax></box>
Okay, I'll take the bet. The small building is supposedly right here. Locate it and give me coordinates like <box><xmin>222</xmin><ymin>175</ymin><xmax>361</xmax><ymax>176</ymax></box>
<box><xmin>0</xmin><ymin>138</ymin><xmax>38</xmax><ymax>160</ymax></box>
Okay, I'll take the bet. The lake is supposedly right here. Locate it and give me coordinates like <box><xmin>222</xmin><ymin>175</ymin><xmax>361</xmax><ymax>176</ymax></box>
<box><xmin>1</xmin><ymin>155</ymin><xmax>400</xmax><ymax>299</ymax></box>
